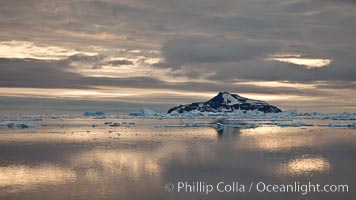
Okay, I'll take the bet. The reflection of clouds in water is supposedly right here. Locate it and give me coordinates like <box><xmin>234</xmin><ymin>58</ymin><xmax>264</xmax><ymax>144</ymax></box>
<box><xmin>70</xmin><ymin>144</ymin><xmax>188</xmax><ymax>181</ymax></box>
<box><xmin>0</xmin><ymin>164</ymin><xmax>76</xmax><ymax>192</ymax></box>
<box><xmin>280</xmin><ymin>155</ymin><xmax>330</xmax><ymax>176</ymax></box>
<box><xmin>71</xmin><ymin>150</ymin><xmax>160</xmax><ymax>181</ymax></box>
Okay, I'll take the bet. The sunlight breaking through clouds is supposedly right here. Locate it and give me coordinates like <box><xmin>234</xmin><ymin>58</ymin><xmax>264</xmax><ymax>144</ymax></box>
<box><xmin>269</xmin><ymin>56</ymin><xmax>332</xmax><ymax>69</ymax></box>
<box><xmin>0</xmin><ymin>41</ymin><xmax>97</xmax><ymax>60</ymax></box>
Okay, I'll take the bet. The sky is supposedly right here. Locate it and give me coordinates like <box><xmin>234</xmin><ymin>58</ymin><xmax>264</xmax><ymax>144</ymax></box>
<box><xmin>0</xmin><ymin>0</ymin><xmax>355</xmax><ymax>114</ymax></box>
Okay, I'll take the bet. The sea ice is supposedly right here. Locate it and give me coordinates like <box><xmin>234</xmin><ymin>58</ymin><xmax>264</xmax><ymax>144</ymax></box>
<box><xmin>328</xmin><ymin>122</ymin><xmax>356</xmax><ymax>128</ymax></box>
<box><xmin>278</xmin><ymin>121</ymin><xmax>313</xmax><ymax>127</ymax></box>
<box><xmin>0</xmin><ymin>121</ymin><xmax>40</xmax><ymax>129</ymax></box>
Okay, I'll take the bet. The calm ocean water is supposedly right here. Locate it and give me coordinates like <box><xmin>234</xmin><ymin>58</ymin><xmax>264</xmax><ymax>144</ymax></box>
<box><xmin>0</xmin><ymin>118</ymin><xmax>355</xmax><ymax>199</ymax></box>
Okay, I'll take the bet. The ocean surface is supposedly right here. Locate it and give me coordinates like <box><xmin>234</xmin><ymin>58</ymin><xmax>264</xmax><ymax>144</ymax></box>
<box><xmin>0</xmin><ymin>118</ymin><xmax>355</xmax><ymax>200</ymax></box>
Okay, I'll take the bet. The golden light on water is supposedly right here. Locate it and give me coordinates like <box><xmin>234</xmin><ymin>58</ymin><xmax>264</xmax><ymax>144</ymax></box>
<box><xmin>239</xmin><ymin>126</ymin><xmax>316</xmax><ymax>152</ymax></box>
<box><xmin>0</xmin><ymin>164</ymin><xmax>77</xmax><ymax>191</ymax></box>
<box><xmin>280</xmin><ymin>156</ymin><xmax>330</xmax><ymax>176</ymax></box>
<box><xmin>70</xmin><ymin>150</ymin><xmax>161</xmax><ymax>181</ymax></box>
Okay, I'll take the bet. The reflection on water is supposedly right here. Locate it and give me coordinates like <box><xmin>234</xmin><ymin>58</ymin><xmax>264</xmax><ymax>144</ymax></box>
<box><xmin>216</xmin><ymin>127</ymin><xmax>241</xmax><ymax>139</ymax></box>
<box><xmin>70</xmin><ymin>150</ymin><xmax>162</xmax><ymax>180</ymax></box>
<box><xmin>279</xmin><ymin>155</ymin><xmax>330</xmax><ymax>176</ymax></box>
<box><xmin>0</xmin><ymin>164</ymin><xmax>76</xmax><ymax>192</ymax></box>
<box><xmin>0</xmin><ymin>119</ymin><xmax>355</xmax><ymax>199</ymax></box>
<box><xmin>239</xmin><ymin>126</ymin><xmax>318</xmax><ymax>152</ymax></box>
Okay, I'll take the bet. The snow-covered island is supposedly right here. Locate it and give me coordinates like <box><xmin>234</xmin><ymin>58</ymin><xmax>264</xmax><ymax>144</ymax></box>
<box><xmin>168</xmin><ymin>91</ymin><xmax>282</xmax><ymax>114</ymax></box>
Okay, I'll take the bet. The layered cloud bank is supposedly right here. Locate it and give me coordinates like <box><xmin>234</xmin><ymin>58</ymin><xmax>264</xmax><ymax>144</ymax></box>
<box><xmin>0</xmin><ymin>0</ymin><xmax>355</xmax><ymax>112</ymax></box>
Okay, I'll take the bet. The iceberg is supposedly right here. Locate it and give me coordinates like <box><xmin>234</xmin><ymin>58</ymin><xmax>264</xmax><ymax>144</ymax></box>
<box><xmin>128</xmin><ymin>108</ymin><xmax>158</xmax><ymax>117</ymax></box>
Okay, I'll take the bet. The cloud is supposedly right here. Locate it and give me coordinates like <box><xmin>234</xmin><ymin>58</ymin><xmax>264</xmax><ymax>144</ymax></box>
<box><xmin>0</xmin><ymin>57</ymin><xmax>338</xmax><ymax>100</ymax></box>
<box><xmin>0</xmin><ymin>0</ymin><xmax>355</xmax><ymax>111</ymax></box>
<box><xmin>0</xmin><ymin>58</ymin><xmax>85</xmax><ymax>89</ymax></box>
<box><xmin>161</xmin><ymin>36</ymin><xmax>280</xmax><ymax>67</ymax></box>
<box><xmin>207</xmin><ymin>59</ymin><xmax>356</xmax><ymax>82</ymax></box>
<box><xmin>0</xmin><ymin>41</ymin><xmax>96</xmax><ymax>60</ymax></box>
<box><xmin>107</xmin><ymin>59</ymin><xmax>134</xmax><ymax>66</ymax></box>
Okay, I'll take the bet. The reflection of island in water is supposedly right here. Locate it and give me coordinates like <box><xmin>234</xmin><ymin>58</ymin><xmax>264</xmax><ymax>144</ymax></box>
<box><xmin>216</xmin><ymin>127</ymin><xmax>241</xmax><ymax>139</ymax></box>
<box><xmin>0</xmin><ymin>120</ymin><xmax>355</xmax><ymax>200</ymax></box>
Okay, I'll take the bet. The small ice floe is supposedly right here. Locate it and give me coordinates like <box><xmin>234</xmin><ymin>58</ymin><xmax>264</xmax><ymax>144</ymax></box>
<box><xmin>0</xmin><ymin>121</ymin><xmax>40</xmax><ymax>129</ymax></box>
<box><xmin>327</xmin><ymin>122</ymin><xmax>356</xmax><ymax>128</ymax></box>
<box><xmin>278</xmin><ymin>121</ymin><xmax>313</xmax><ymax>127</ymax></box>
<box><xmin>164</xmin><ymin>121</ymin><xmax>211</xmax><ymax>128</ymax></box>
<box><xmin>183</xmin><ymin>121</ymin><xmax>211</xmax><ymax>127</ymax></box>
<box><xmin>109</xmin><ymin>122</ymin><xmax>120</xmax><ymax>127</ymax></box>
<box><xmin>164</xmin><ymin>124</ymin><xmax>186</xmax><ymax>128</ymax></box>
<box><xmin>83</xmin><ymin>110</ymin><xmax>106</xmax><ymax>118</ymax></box>
<box><xmin>93</xmin><ymin>115</ymin><xmax>106</xmax><ymax>119</ymax></box>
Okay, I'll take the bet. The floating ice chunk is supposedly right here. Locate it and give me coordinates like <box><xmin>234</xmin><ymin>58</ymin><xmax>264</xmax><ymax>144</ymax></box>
<box><xmin>128</xmin><ymin>108</ymin><xmax>158</xmax><ymax>117</ymax></box>
<box><xmin>0</xmin><ymin>121</ymin><xmax>40</xmax><ymax>129</ymax></box>
<box><xmin>93</xmin><ymin>115</ymin><xmax>106</xmax><ymax>119</ymax></box>
<box><xmin>328</xmin><ymin>122</ymin><xmax>356</xmax><ymax>128</ymax></box>
<box><xmin>164</xmin><ymin>121</ymin><xmax>211</xmax><ymax>128</ymax></box>
<box><xmin>281</xmin><ymin>110</ymin><xmax>298</xmax><ymax>116</ymax></box>
<box><xmin>164</xmin><ymin>124</ymin><xmax>185</xmax><ymax>128</ymax></box>
<box><xmin>84</xmin><ymin>110</ymin><xmax>106</xmax><ymax>117</ymax></box>
<box><xmin>109</xmin><ymin>122</ymin><xmax>120</xmax><ymax>127</ymax></box>
<box><xmin>142</xmin><ymin>108</ymin><xmax>157</xmax><ymax>116</ymax></box>
<box><xmin>129</xmin><ymin>111</ymin><xmax>145</xmax><ymax>117</ymax></box>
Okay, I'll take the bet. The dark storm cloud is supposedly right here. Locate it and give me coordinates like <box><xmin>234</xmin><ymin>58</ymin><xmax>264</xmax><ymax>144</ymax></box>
<box><xmin>0</xmin><ymin>57</ymin><xmax>161</xmax><ymax>89</ymax></box>
<box><xmin>0</xmin><ymin>58</ymin><xmax>86</xmax><ymax>89</ymax></box>
<box><xmin>66</xmin><ymin>54</ymin><xmax>105</xmax><ymax>69</ymax></box>
<box><xmin>66</xmin><ymin>54</ymin><xmax>133</xmax><ymax>69</ymax></box>
<box><xmin>0</xmin><ymin>55</ymin><xmax>353</xmax><ymax>114</ymax></box>
<box><xmin>159</xmin><ymin>35</ymin><xmax>355</xmax><ymax>82</ymax></box>
<box><xmin>0</xmin><ymin>57</ymin><xmax>334</xmax><ymax>97</ymax></box>
<box><xmin>207</xmin><ymin>59</ymin><xmax>356</xmax><ymax>82</ymax></box>
<box><xmin>161</xmin><ymin>36</ymin><xmax>280</xmax><ymax>67</ymax></box>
